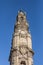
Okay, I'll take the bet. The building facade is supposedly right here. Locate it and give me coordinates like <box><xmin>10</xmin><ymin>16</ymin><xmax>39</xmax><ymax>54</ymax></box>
<box><xmin>9</xmin><ymin>10</ymin><xmax>34</xmax><ymax>65</ymax></box>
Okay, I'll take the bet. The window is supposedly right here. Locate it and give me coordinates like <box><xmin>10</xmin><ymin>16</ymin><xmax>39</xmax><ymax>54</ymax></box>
<box><xmin>20</xmin><ymin>61</ymin><xmax>26</xmax><ymax>65</ymax></box>
<box><xmin>20</xmin><ymin>17</ymin><xmax>24</xmax><ymax>21</ymax></box>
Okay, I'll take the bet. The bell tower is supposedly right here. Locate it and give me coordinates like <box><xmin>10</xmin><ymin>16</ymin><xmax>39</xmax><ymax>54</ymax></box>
<box><xmin>9</xmin><ymin>10</ymin><xmax>34</xmax><ymax>65</ymax></box>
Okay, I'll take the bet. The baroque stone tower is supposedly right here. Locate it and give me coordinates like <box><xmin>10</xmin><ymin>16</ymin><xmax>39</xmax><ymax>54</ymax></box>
<box><xmin>9</xmin><ymin>10</ymin><xmax>34</xmax><ymax>65</ymax></box>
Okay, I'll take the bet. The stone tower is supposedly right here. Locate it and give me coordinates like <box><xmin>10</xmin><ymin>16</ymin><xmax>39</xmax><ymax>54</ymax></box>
<box><xmin>9</xmin><ymin>10</ymin><xmax>34</xmax><ymax>65</ymax></box>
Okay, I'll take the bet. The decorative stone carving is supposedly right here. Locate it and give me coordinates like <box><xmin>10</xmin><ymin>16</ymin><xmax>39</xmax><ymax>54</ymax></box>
<box><xmin>19</xmin><ymin>46</ymin><xmax>27</xmax><ymax>55</ymax></box>
<box><xmin>9</xmin><ymin>10</ymin><xmax>34</xmax><ymax>65</ymax></box>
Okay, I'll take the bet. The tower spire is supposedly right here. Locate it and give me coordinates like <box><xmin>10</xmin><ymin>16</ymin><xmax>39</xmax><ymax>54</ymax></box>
<box><xmin>9</xmin><ymin>10</ymin><xmax>34</xmax><ymax>65</ymax></box>
<box><xmin>14</xmin><ymin>10</ymin><xmax>29</xmax><ymax>32</ymax></box>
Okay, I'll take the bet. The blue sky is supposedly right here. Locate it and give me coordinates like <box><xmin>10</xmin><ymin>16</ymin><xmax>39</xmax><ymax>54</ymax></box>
<box><xmin>0</xmin><ymin>0</ymin><xmax>43</xmax><ymax>65</ymax></box>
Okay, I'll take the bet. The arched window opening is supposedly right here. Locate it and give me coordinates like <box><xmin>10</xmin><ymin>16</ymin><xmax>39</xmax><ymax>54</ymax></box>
<box><xmin>20</xmin><ymin>61</ymin><xmax>26</xmax><ymax>65</ymax></box>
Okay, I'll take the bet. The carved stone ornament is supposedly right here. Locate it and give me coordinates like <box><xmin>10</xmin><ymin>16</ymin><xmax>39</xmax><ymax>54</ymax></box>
<box><xmin>19</xmin><ymin>46</ymin><xmax>27</xmax><ymax>55</ymax></box>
